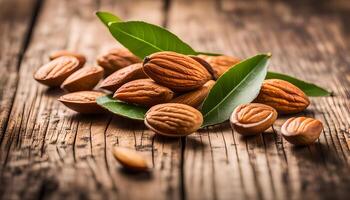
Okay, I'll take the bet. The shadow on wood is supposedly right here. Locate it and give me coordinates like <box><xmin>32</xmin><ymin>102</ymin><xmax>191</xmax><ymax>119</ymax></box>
<box><xmin>44</xmin><ymin>87</ymin><xmax>63</xmax><ymax>97</ymax></box>
<box><xmin>117</xmin><ymin>168</ymin><xmax>153</xmax><ymax>181</ymax></box>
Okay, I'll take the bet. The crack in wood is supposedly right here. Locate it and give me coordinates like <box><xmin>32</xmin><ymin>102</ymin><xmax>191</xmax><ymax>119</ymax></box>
<box><xmin>162</xmin><ymin>0</ymin><xmax>172</xmax><ymax>27</ymax></box>
<box><xmin>180</xmin><ymin>136</ymin><xmax>187</xmax><ymax>200</ymax></box>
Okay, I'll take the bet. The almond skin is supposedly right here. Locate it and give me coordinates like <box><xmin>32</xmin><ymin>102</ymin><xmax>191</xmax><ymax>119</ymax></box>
<box><xmin>99</xmin><ymin>63</ymin><xmax>147</xmax><ymax>92</ymax></box>
<box><xmin>58</xmin><ymin>91</ymin><xmax>105</xmax><ymax>113</ymax></box>
<box><xmin>198</xmin><ymin>55</ymin><xmax>240</xmax><ymax>79</ymax></box>
<box><xmin>61</xmin><ymin>66</ymin><xmax>104</xmax><ymax>92</ymax></box>
<box><xmin>49</xmin><ymin>50</ymin><xmax>86</xmax><ymax>67</ymax></box>
<box><xmin>34</xmin><ymin>56</ymin><xmax>81</xmax><ymax>87</ymax></box>
<box><xmin>281</xmin><ymin>117</ymin><xmax>323</xmax><ymax>145</ymax></box>
<box><xmin>145</xmin><ymin>103</ymin><xmax>203</xmax><ymax>137</ymax></box>
<box><xmin>114</xmin><ymin>79</ymin><xmax>174</xmax><ymax>107</ymax></box>
<box><xmin>97</xmin><ymin>48</ymin><xmax>141</xmax><ymax>75</ymax></box>
<box><xmin>230</xmin><ymin>103</ymin><xmax>278</xmax><ymax>135</ymax></box>
<box><xmin>143</xmin><ymin>51</ymin><xmax>212</xmax><ymax>92</ymax></box>
<box><xmin>254</xmin><ymin>79</ymin><xmax>310</xmax><ymax>114</ymax></box>
<box><xmin>189</xmin><ymin>56</ymin><xmax>216</xmax><ymax>79</ymax></box>
<box><xmin>112</xmin><ymin>147</ymin><xmax>149</xmax><ymax>172</ymax></box>
<box><xmin>170</xmin><ymin>80</ymin><xmax>215</xmax><ymax>108</ymax></box>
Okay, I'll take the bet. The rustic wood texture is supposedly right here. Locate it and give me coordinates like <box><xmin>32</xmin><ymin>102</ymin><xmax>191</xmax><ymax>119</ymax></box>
<box><xmin>0</xmin><ymin>0</ymin><xmax>349</xmax><ymax>199</ymax></box>
<box><xmin>0</xmin><ymin>0</ymin><xmax>38</xmax><ymax>152</ymax></box>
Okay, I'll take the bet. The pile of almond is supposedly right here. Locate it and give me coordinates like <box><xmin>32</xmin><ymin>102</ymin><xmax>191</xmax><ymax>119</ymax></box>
<box><xmin>230</xmin><ymin>79</ymin><xmax>323</xmax><ymax>146</ymax></box>
<box><xmin>33</xmin><ymin>48</ymin><xmax>323</xmax><ymax>152</ymax></box>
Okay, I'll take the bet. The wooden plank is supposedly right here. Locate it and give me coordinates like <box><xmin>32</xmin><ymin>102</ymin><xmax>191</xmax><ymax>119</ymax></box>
<box><xmin>168</xmin><ymin>0</ymin><xmax>350</xmax><ymax>199</ymax></box>
<box><xmin>0</xmin><ymin>0</ymin><xmax>183</xmax><ymax>199</ymax></box>
<box><xmin>0</xmin><ymin>0</ymin><xmax>38</xmax><ymax>149</ymax></box>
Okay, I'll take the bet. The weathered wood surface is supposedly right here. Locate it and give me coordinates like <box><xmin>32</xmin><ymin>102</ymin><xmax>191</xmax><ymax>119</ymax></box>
<box><xmin>0</xmin><ymin>0</ymin><xmax>349</xmax><ymax>199</ymax></box>
<box><xmin>0</xmin><ymin>0</ymin><xmax>38</xmax><ymax>154</ymax></box>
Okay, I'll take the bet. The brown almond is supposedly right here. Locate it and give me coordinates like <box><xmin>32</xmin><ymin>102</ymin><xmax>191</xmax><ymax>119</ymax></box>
<box><xmin>254</xmin><ymin>79</ymin><xmax>310</xmax><ymax>114</ymax></box>
<box><xmin>114</xmin><ymin>79</ymin><xmax>174</xmax><ymax>107</ymax></box>
<box><xmin>230</xmin><ymin>103</ymin><xmax>278</xmax><ymax>135</ymax></box>
<box><xmin>61</xmin><ymin>66</ymin><xmax>104</xmax><ymax>92</ymax></box>
<box><xmin>143</xmin><ymin>51</ymin><xmax>212</xmax><ymax>92</ymax></box>
<box><xmin>198</xmin><ymin>55</ymin><xmax>240</xmax><ymax>79</ymax></box>
<box><xmin>34</xmin><ymin>56</ymin><xmax>81</xmax><ymax>87</ymax></box>
<box><xmin>281</xmin><ymin>117</ymin><xmax>323</xmax><ymax>145</ymax></box>
<box><xmin>99</xmin><ymin>63</ymin><xmax>147</xmax><ymax>92</ymax></box>
<box><xmin>49</xmin><ymin>50</ymin><xmax>86</xmax><ymax>67</ymax></box>
<box><xmin>58</xmin><ymin>91</ymin><xmax>105</xmax><ymax>113</ymax></box>
<box><xmin>97</xmin><ymin>48</ymin><xmax>141</xmax><ymax>75</ymax></box>
<box><xmin>170</xmin><ymin>80</ymin><xmax>215</xmax><ymax>108</ymax></box>
<box><xmin>112</xmin><ymin>147</ymin><xmax>149</xmax><ymax>172</ymax></box>
<box><xmin>145</xmin><ymin>103</ymin><xmax>203</xmax><ymax>137</ymax></box>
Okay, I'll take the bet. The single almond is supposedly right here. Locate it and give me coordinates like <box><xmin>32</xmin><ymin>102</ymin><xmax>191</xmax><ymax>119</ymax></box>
<box><xmin>145</xmin><ymin>103</ymin><xmax>203</xmax><ymax>137</ymax></box>
<box><xmin>198</xmin><ymin>55</ymin><xmax>240</xmax><ymax>79</ymax></box>
<box><xmin>114</xmin><ymin>79</ymin><xmax>174</xmax><ymax>107</ymax></box>
<box><xmin>254</xmin><ymin>79</ymin><xmax>310</xmax><ymax>114</ymax></box>
<box><xmin>61</xmin><ymin>66</ymin><xmax>104</xmax><ymax>92</ymax></box>
<box><xmin>34</xmin><ymin>56</ymin><xmax>81</xmax><ymax>87</ymax></box>
<box><xmin>143</xmin><ymin>51</ymin><xmax>212</xmax><ymax>92</ymax></box>
<box><xmin>58</xmin><ymin>91</ymin><xmax>105</xmax><ymax>113</ymax></box>
<box><xmin>97</xmin><ymin>48</ymin><xmax>141</xmax><ymax>75</ymax></box>
<box><xmin>49</xmin><ymin>50</ymin><xmax>86</xmax><ymax>67</ymax></box>
<box><xmin>230</xmin><ymin>103</ymin><xmax>278</xmax><ymax>135</ymax></box>
<box><xmin>281</xmin><ymin>117</ymin><xmax>323</xmax><ymax>145</ymax></box>
<box><xmin>112</xmin><ymin>147</ymin><xmax>149</xmax><ymax>172</ymax></box>
<box><xmin>170</xmin><ymin>80</ymin><xmax>215</xmax><ymax>108</ymax></box>
<box><xmin>99</xmin><ymin>63</ymin><xmax>147</xmax><ymax>92</ymax></box>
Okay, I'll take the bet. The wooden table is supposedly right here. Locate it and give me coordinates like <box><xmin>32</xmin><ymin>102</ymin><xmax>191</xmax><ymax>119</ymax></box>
<box><xmin>1</xmin><ymin>0</ymin><xmax>350</xmax><ymax>199</ymax></box>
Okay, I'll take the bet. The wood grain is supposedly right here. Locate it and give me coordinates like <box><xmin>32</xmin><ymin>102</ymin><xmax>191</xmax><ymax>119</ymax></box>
<box><xmin>0</xmin><ymin>0</ymin><xmax>38</xmax><ymax>151</ymax></box>
<box><xmin>0</xmin><ymin>0</ymin><xmax>349</xmax><ymax>199</ymax></box>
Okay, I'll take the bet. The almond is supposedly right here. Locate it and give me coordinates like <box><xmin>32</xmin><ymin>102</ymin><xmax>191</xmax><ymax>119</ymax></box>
<box><xmin>145</xmin><ymin>103</ymin><xmax>203</xmax><ymax>137</ymax></box>
<box><xmin>99</xmin><ymin>63</ymin><xmax>147</xmax><ymax>92</ymax></box>
<box><xmin>114</xmin><ymin>79</ymin><xmax>174</xmax><ymax>107</ymax></box>
<box><xmin>198</xmin><ymin>55</ymin><xmax>240</xmax><ymax>79</ymax></box>
<box><xmin>61</xmin><ymin>66</ymin><xmax>104</xmax><ymax>92</ymax></box>
<box><xmin>143</xmin><ymin>51</ymin><xmax>212</xmax><ymax>92</ymax></box>
<box><xmin>112</xmin><ymin>147</ymin><xmax>149</xmax><ymax>172</ymax></box>
<box><xmin>281</xmin><ymin>117</ymin><xmax>323</xmax><ymax>145</ymax></box>
<box><xmin>170</xmin><ymin>80</ymin><xmax>215</xmax><ymax>108</ymax></box>
<box><xmin>97</xmin><ymin>48</ymin><xmax>141</xmax><ymax>75</ymax></box>
<box><xmin>254</xmin><ymin>79</ymin><xmax>310</xmax><ymax>114</ymax></box>
<box><xmin>49</xmin><ymin>50</ymin><xmax>86</xmax><ymax>67</ymax></box>
<box><xmin>230</xmin><ymin>103</ymin><xmax>278</xmax><ymax>135</ymax></box>
<box><xmin>34</xmin><ymin>56</ymin><xmax>81</xmax><ymax>87</ymax></box>
<box><xmin>58</xmin><ymin>91</ymin><xmax>105</xmax><ymax>113</ymax></box>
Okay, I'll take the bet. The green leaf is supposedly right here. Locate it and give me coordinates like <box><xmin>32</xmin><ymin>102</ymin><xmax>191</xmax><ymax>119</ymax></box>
<box><xmin>96</xmin><ymin>11</ymin><xmax>196</xmax><ymax>59</ymax></box>
<box><xmin>201</xmin><ymin>54</ymin><xmax>271</xmax><ymax>127</ymax></box>
<box><xmin>106</xmin><ymin>21</ymin><xmax>197</xmax><ymax>59</ymax></box>
<box><xmin>266</xmin><ymin>71</ymin><xmax>331</xmax><ymax>97</ymax></box>
<box><xmin>96</xmin><ymin>11</ymin><xmax>122</xmax><ymax>27</ymax></box>
<box><xmin>96</xmin><ymin>95</ymin><xmax>147</xmax><ymax>121</ymax></box>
